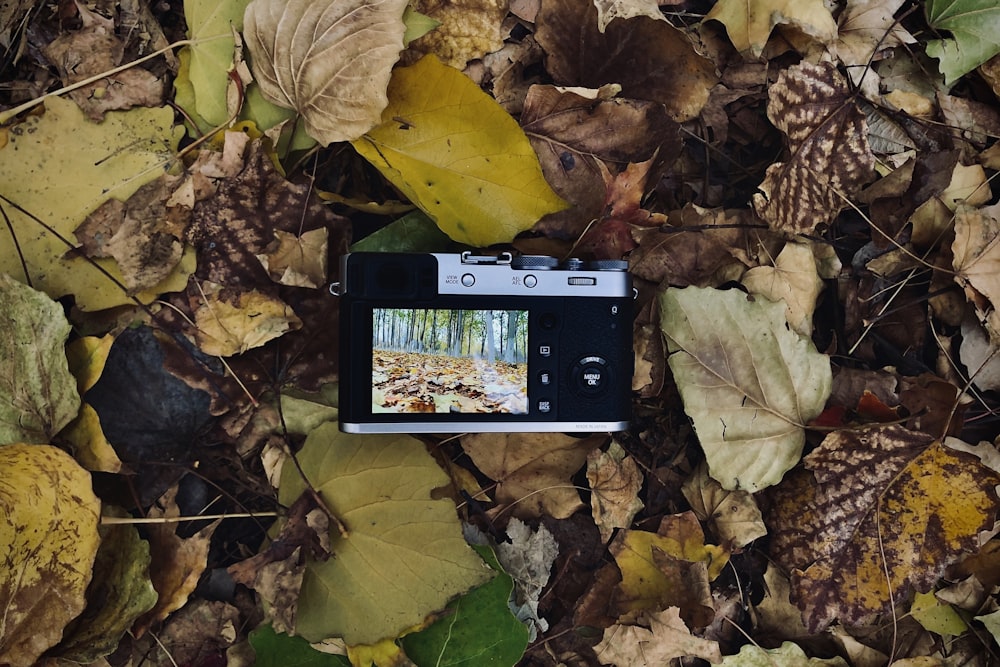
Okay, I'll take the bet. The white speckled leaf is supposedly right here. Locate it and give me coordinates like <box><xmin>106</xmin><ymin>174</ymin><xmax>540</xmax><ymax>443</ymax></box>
<box><xmin>244</xmin><ymin>0</ymin><xmax>409</xmax><ymax>145</ymax></box>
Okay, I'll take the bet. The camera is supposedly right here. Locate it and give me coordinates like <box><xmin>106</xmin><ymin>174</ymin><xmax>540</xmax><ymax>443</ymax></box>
<box><xmin>335</xmin><ymin>252</ymin><xmax>634</xmax><ymax>433</ymax></box>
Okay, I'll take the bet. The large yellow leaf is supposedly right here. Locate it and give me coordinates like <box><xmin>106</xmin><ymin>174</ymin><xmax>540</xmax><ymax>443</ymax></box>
<box><xmin>0</xmin><ymin>444</ymin><xmax>101</xmax><ymax>667</ymax></box>
<box><xmin>279</xmin><ymin>423</ymin><xmax>492</xmax><ymax>645</ymax></box>
<box><xmin>660</xmin><ymin>286</ymin><xmax>832</xmax><ymax>491</ymax></box>
<box><xmin>352</xmin><ymin>55</ymin><xmax>567</xmax><ymax>247</ymax></box>
<box><xmin>0</xmin><ymin>96</ymin><xmax>187</xmax><ymax>310</ymax></box>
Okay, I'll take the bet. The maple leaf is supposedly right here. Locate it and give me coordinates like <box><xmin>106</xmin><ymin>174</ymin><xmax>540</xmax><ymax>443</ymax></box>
<box><xmin>832</xmin><ymin>0</ymin><xmax>916</xmax><ymax>95</ymax></box>
<box><xmin>705</xmin><ymin>0</ymin><xmax>838</xmax><ymax>58</ymax></box>
<box><xmin>752</xmin><ymin>61</ymin><xmax>875</xmax><ymax>236</ymax></box>
<box><xmin>767</xmin><ymin>425</ymin><xmax>1000</xmax><ymax>632</ymax></box>
<box><xmin>741</xmin><ymin>240</ymin><xmax>825</xmax><ymax>336</ymax></box>
<box><xmin>587</xmin><ymin>441</ymin><xmax>645</xmax><ymax>543</ymax></box>
<box><xmin>682</xmin><ymin>462</ymin><xmax>768</xmax><ymax>548</ymax></box>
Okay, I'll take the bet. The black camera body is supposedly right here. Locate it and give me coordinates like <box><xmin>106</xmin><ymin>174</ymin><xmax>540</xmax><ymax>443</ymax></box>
<box><xmin>336</xmin><ymin>252</ymin><xmax>633</xmax><ymax>433</ymax></box>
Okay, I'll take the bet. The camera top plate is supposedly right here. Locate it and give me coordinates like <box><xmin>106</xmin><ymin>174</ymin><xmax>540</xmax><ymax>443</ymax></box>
<box><xmin>434</xmin><ymin>252</ymin><xmax>630</xmax><ymax>297</ymax></box>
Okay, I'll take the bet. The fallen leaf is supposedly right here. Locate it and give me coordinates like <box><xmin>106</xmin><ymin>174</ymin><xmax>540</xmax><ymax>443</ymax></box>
<box><xmin>405</xmin><ymin>0</ymin><xmax>505</xmax><ymax>67</ymax></box>
<box><xmin>134</xmin><ymin>487</ymin><xmax>221</xmax><ymax>636</ymax></box>
<box><xmin>960</xmin><ymin>314</ymin><xmax>1000</xmax><ymax>391</ymax></box>
<box><xmin>609</xmin><ymin>513</ymin><xmax>729</xmax><ymax>627</ymax></box>
<box><xmin>682</xmin><ymin>462</ymin><xmax>768</xmax><ymax>548</ymax></box>
<box><xmin>660</xmin><ymin>286</ymin><xmax>832</xmax><ymax>491</ymax></box>
<box><xmin>593</xmin><ymin>607</ymin><xmax>722</xmax><ymax>666</ymax></box>
<box><xmin>0</xmin><ymin>444</ymin><xmax>101</xmax><ymax>667</ymax></box>
<box><xmin>593</xmin><ymin>0</ymin><xmax>669</xmax><ymax>31</ymax></box>
<box><xmin>536</xmin><ymin>0</ymin><xmax>716</xmax><ymax>122</ymax></box>
<box><xmin>401</xmin><ymin>545</ymin><xmax>530</xmax><ymax>665</ymax></box>
<box><xmin>752</xmin><ymin>61</ymin><xmax>875</xmax><ymax>236</ymax></box>
<box><xmin>720</xmin><ymin>641</ymin><xmax>848</xmax><ymax>666</ymax></box>
<box><xmin>54</xmin><ymin>519</ymin><xmax>159</xmax><ymax>663</ymax></box>
<box><xmin>832</xmin><ymin>0</ymin><xmax>916</xmax><ymax>95</ymax></box>
<box><xmin>280</xmin><ymin>423</ymin><xmax>492</xmax><ymax>645</ymax></box>
<box><xmin>494</xmin><ymin>518</ymin><xmax>560</xmax><ymax>637</ymax></box>
<box><xmin>925</xmin><ymin>0</ymin><xmax>1000</xmax><ymax>85</ymax></box>
<box><xmin>352</xmin><ymin>55</ymin><xmax>566</xmax><ymax>246</ymax></box>
<box><xmin>61</xmin><ymin>335</ymin><xmax>121</xmax><ymax>473</ymax></box>
<box><xmin>0</xmin><ymin>96</ymin><xmax>185</xmax><ymax>310</ymax></box>
<box><xmin>193</xmin><ymin>283</ymin><xmax>302</xmax><ymax>356</ymax></box>
<box><xmin>461</xmin><ymin>432</ymin><xmax>597</xmax><ymax>518</ymax></box>
<box><xmin>909</xmin><ymin>591</ymin><xmax>968</xmax><ymax>637</ymax></box>
<box><xmin>767</xmin><ymin>426</ymin><xmax>1000</xmax><ymax>631</ymax></box>
<box><xmin>741</xmin><ymin>240</ymin><xmax>825</xmax><ymax>335</ymax></box>
<box><xmin>952</xmin><ymin>202</ymin><xmax>1000</xmax><ymax>341</ymax></box>
<box><xmin>705</xmin><ymin>0</ymin><xmax>838</xmax><ymax>57</ymax></box>
<box><xmin>256</xmin><ymin>228</ymin><xmax>328</xmax><ymax>288</ymax></box>
<box><xmin>0</xmin><ymin>275</ymin><xmax>80</xmax><ymax>446</ymax></box>
<box><xmin>250</xmin><ymin>624</ymin><xmax>351</xmax><ymax>666</ymax></box>
<box><xmin>244</xmin><ymin>0</ymin><xmax>409</xmax><ymax>144</ymax></box>
<box><xmin>587</xmin><ymin>441</ymin><xmax>645</xmax><ymax>543</ymax></box>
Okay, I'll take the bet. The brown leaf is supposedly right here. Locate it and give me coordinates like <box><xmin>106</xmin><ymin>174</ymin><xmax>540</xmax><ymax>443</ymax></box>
<box><xmin>682</xmin><ymin>462</ymin><xmax>767</xmax><ymax>548</ymax></box>
<box><xmin>752</xmin><ymin>61</ymin><xmax>875</xmax><ymax>235</ymax></box>
<box><xmin>767</xmin><ymin>425</ymin><xmax>1000</xmax><ymax>632</ymax></box>
<box><xmin>593</xmin><ymin>607</ymin><xmax>721</xmax><ymax>666</ymax></box>
<box><xmin>587</xmin><ymin>441</ymin><xmax>645</xmax><ymax>543</ymax></box>
<box><xmin>255</xmin><ymin>228</ymin><xmax>329</xmax><ymax>288</ymax></box>
<box><xmin>952</xmin><ymin>202</ymin><xmax>1000</xmax><ymax>342</ymax></box>
<box><xmin>535</xmin><ymin>0</ymin><xmax>716</xmax><ymax>122</ymax></box>
<box><xmin>460</xmin><ymin>432</ymin><xmax>601</xmax><ymax>519</ymax></box>
<box><xmin>405</xmin><ymin>0</ymin><xmax>506</xmax><ymax>67</ymax></box>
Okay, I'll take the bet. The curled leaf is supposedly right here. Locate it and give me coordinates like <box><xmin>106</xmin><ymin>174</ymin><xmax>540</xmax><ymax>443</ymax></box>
<box><xmin>244</xmin><ymin>0</ymin><xmax>409</xmax><ymax>144</ymax></box>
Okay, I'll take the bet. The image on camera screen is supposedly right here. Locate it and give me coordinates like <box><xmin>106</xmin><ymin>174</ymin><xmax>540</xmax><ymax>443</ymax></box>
<box><xmin>372</xmin><ymin>308</ymin><xmax>529</xmax><ymax>414</ymax></box>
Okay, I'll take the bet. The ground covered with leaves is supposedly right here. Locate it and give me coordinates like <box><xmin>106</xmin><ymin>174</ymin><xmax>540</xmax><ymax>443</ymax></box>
<box><xmin>2</xmin><ymin>0</ymin><xmax>1000</xmax><ymax>665</ymax></box>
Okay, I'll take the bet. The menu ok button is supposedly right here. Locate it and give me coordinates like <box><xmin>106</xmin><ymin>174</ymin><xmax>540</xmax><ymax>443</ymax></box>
<box><xmin>572</xmin><ymin>356</ymin><xmax>610</xmax><ymax>396</ymax></box>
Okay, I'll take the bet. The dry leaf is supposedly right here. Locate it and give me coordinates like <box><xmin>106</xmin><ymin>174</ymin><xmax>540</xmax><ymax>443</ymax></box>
<box><xmin>587</xmin><ymin>441</ymin><xmax>645</xmax><ymax>543</ymax></box>
<box><xmin>461</xmin><ymin>432</ymin><xmax>598</xmax><ymax>518</ymax></box>
<box><xmin>767</xmin><ymin>426</ymin><xmax>1000</xmax><ymax>631</ymax></box>
<box><xmin>682</xmin><ymin>462</ymin><xmax>767</xmax><ymax>548</ymax></box>
<box><xmin>741</xmin><ymin>240</ymin><xmax>825</xmax><ymax>335</ymax></box>
<box><xmin>593</xmin><ymin>0</ymin><xmax>668</xmax><ymax>31</ymax></box>
<box><xmin>256</xmin><ymin>228</ymin><xmax>329</xmax><ymax>288</ymax></box>
<box><xmin>832</xmin><ymin>0</ymin><xmax>916</xmax><ymax>95</ymax></box>
<box><xmin>705</xmin><ymin>0</ymin><xmax>838</xmax><ymax>57</ymax></box>
<box><xmin>593</xmin><ymin>607</ymin><xmax>722</xmax><ymax>666</ymax></box>
<box><xmin>243</xmin><ymin>0</ymin><xmax>409</xmax><ymax>144</ymax></box>
<box><xmin>406</xmin><ymin>0</ymin><xmax>505</xmax><ymax>67</ymax></box>
<box><xmin>952</xmin><ymin>202</ymin><xmax>1000</xmax><ymax>341</ymax></box>
<box><xmin>752</xmin><ymin>61</ymin><xmax>875</xmax><ymax>236</ymax></box>
<box><xmin>193</xmin><ymin>283</ymin><xmax>302</xmax><ymax>356</ymax></box>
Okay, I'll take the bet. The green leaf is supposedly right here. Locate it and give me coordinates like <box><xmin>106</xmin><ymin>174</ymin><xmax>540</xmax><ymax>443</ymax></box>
<box><xmin>0</xmin><ymin>275</ymin><xmax>80</xmax><ymax>445</ymax></box>
<box><xmin>350</xmin><ymin>211</ymin><xmax>456</xmax><ymax>253</ymax></box>
<box><xmin>925</xmin><ymin>0</ymin><xmax>1000</xmax><ymax>85</ymax></box>
<box><xmin>279</xmin><ymin>423</ymin><xmax>492</xmax><ymax>645</ymax></box>
<box><xmin>402</xmin><ymin>546</ymin><xmax>529</xmax><ymax>667</ymax></box>
<box><xmin>352</xmin><ymin>55</ymin><xmax>567</xmax><ymax>247</ymax></box>
<box><xmin>659</xmin><ymin>287</ymin><xmax>831</xmax><ymax>492</ymax></box>
<box><xmin>720</xmin><ymin>641</ymin><xmax>848</xmax><ymax>666</ymax></box>
<box><xmin>54</xmin><ymin>519</ymin><xmax>159</xmax><ymax>662</ymax></box>
<box><xmin>0</xmin><ymin>97</ymin><xmax>186</xmax><ymax>311</ymax></box>
<box><xmin>250</xmin><ymin>625</ymin><xmax>351</xmax><ymax>667</ymax></box>
<box><xmin>174</xmin><ymin>0</ymin><xmax>253</xmax><ymax>131</ymax></box>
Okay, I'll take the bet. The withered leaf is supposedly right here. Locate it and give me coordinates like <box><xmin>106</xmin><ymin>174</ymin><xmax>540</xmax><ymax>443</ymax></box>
<box><xmin>593</xmin><ymin>607</ymin><xmax>721</xmax><ymax>666</ymax></box>
<box><xmin>752</xmin><ymin>61</ymin><xmax>875</xmax><ymax>235</ymax></box>
<box><xmin>767</xmin><ymin>425</ymin><xmax>1000</xmax><ymax>632</ymax></box>
<box><xmin>405</xmin><ymin>0</ymin><xmax>505</xmax><ymax>67</ymax></box>
<box><xmin>952</xmin><ymin>202</ymin><xmax>1000</xmax><ymax>342</ymax></box>
<box><xmin>535</xmin><ymin>0</ymin><xmax>716</xmax><ymax>122</ymax></box>
<box><xmin>587</xmin><ymin>441</ymin><xmax>645</xmax><ymax>543</ymax></box>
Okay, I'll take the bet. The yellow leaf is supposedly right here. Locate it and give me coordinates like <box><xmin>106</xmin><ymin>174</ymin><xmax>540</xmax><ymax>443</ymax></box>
<box><xmin>255</xmin><ymin>228</ymin><xmax>329</xmax><ymax>288</ymax></box>
<box><xmin>0</xmin><ymin>444</ymin><xmax>101</xmax><ymax>667</ymax></box>
<box><xmin>910</xmin><ymin>591</ymin><xmax>968</xmax><ymax>637</ymax></box>
<box><xmin>352</xmin><ymin>55</ymin><xmax>567</xmax><ymax>247</ymax></box>
<box><xmin>0</xmin><ymin>97</ymin><xmax>186</xmax><ymax>310</ymax></box>
<box><xmin>61</xmin><ymin>335</ymin><xmax>122</xmax><ymax>473</ymax></box>
<box><xmin>193</xmin><ymin>285</ymin><xmax>302</xmax><ymax>356</ymax></box>
<box><xmin>706</xmin><ymin>0</ymin><xmax>838</xmax><ymax>57</ymax></box>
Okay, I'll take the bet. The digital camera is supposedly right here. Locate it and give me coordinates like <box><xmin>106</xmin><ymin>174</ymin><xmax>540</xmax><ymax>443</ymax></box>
<box><xmin>335</xmin><ymin>252</ymin><xmax>634</xmax><ymax>433</ymax></box>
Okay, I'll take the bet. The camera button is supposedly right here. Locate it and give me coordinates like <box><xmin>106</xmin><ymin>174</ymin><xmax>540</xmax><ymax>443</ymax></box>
<box><xmin>538</xmin><ymin>371</ymin><xmax>552</xmax><ymax>385</ymax></box>
<box><xmin>524</xmin><ymin>274</ymin><xmax>537</xmax><ymax>288</ymax></box>
<box><xmin>539</xmin><ymin>345</ymin><xmax>552</xmax><ymax>357</ymax></box>
<box><xmin>572</xmin><ymin>356</ymin><xmax>610</xmax><ymax>396</ymax></box>
<box><xmin>461</xmin><ymin>273</ymin><xmax>475</xmax><ymax>287</ymax></box>
<box><xmin>538</xmin><ymin>399</ymin><xmax>553</xmax><ymax>413</ymax></box>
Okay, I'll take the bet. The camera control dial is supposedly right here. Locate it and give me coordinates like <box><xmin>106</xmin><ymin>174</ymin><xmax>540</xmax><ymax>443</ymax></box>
<box><xmin>571</xmin><ymin>356</ymin><xmax>610</xmax><ymax>396</ymax></box>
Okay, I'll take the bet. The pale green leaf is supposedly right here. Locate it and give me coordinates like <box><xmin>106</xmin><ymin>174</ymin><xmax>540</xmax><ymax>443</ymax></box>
<box><xmin>0</xmin><ymin>97</ymin><xmax>186</xmax><ymax>311</ymax></box>
<box><xmin>720</xmin><ymin>641</ymin><xmax>848</xmax><ymax>666</ymax></box>
<box><xmin>660</xmin><ymin>287</ymin><xmax>831</xmax><ymax>492</ymax></box>
<box><xmin>926</xmin><ymin>0</ymin><xmax>1000</xmax><ymax>85</ymax></box>
<box><xmin>352</xmin><ymin>55</ymin><xmax>567</xmax><ymax>247</ymax></box>
<box><xmin>279</xmin><ymin>423</ymin><xmax>492</xmax><ymax>645</ymax></box>
<box><xmin>0</xmin><ymin>275</ymin><xmax>80</xmax><ymax>445</ymax></box>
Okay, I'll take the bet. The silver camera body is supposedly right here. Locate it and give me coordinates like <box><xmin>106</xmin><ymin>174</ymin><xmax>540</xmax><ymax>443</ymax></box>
<box><xmin>337</xmin><ymin>252</ymin><xmax>633</xmax><ymax>433</ymax></box>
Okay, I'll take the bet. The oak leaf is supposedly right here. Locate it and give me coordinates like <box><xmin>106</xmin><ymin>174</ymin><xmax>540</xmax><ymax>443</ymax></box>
<box><xmin>660</xmin><ymin>286</ymin><xmax>832</xmax><ymax>491</ymax></box>
<box><xmin>0</xmin><ymin>444</ymin><xmax>101</xmax><ymax>667</ymax></box>
<box><xmin>461</xmin><ymin>432</ymin><xmax>598</xmax><ymax>518</ymax></box>
<box><xmin>280</xmin><ymin>423</ymin><xmax>492</xmax><ymax>645</ymax></box>
<box><xmin>244</xmin><ymin>0</ymin><xmax>409</xmax><ymax>144</ymax></box>
<box><xmin>767</xmin><ymin>425</ymin><xmax>1000</xmax><ymax>631</ymax></box>
<box><xmin>593</xmin><ymin>607</ymin><xmax>722</xmax><ymax>666</ymax></box>
<box><xmin>751</xmin><ymin>61</ymin><xmax>875</xmax><ymax>236</ymax></box>
<box><xmin>705</xmin><ymin>0</ymin><xmax>837</xmax><ymax>57</ymax></box>
<box><xmin>352</xmin><ymin>55</ymin><xmax>567</xmax><ymax>247</ymax></box>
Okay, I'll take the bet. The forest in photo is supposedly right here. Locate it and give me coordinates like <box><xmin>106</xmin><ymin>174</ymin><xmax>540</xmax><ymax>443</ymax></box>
<box><xmin>371</xmin><ymin>308</ymin><xmax>529</xmax><ymax>414</ymax></box>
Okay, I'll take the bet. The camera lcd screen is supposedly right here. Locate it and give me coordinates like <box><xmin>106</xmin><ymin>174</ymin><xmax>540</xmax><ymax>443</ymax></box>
<box><xmin>372</xmin><ymin>308</ymin><xmax>529</xmax><ymax>414</ymax></box>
